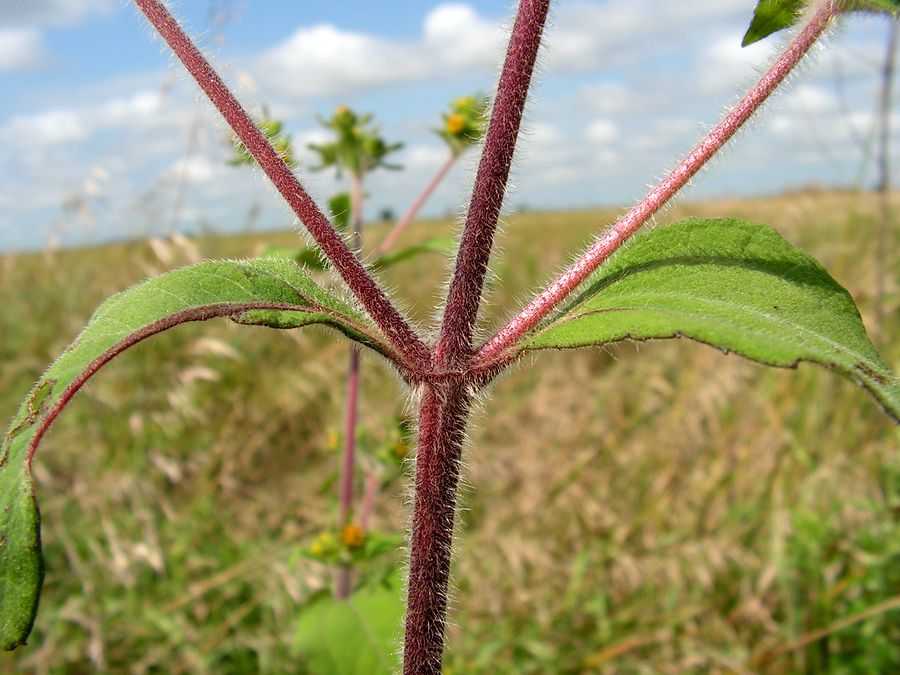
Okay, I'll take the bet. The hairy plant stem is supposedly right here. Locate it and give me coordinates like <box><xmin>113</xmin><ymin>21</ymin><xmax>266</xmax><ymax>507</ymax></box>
<box><xmin>475</xmin><ymin>0</ymin><xmax>841</xmax><ymax>365</ymax></box>
<box><xmin>379</xmin><ymin>154</ymin><xmax>457</xmax><ymax>253</ymax></box>
<box><xmin>403</xmin><ymin>382</ymin><xmax>472</xmax><ymax>675</ymax></box>
<box><xmin>336</xmin><ymin>173</ymin><xmax>365</xmax><ymax>600</ymax></box>
<box><xmin>436</xmin><ymin>0</ymin><xmax>550</xmax><ymax>369</ymax></box>
<box><xmin>132</xmin><ymin>0</ymin><xmax>430</xmax><ymax>371</ymax></box>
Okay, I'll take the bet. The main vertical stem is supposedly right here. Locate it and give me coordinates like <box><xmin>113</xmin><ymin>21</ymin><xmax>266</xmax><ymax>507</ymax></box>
<box><xmin>403</xmin><ymin>382</ymin><xmax>471</xmax><ymax>675</ymax></box>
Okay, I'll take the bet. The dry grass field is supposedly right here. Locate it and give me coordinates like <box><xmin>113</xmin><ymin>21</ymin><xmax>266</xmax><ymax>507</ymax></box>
<box><xmin>0</xmin><ymin>190</ymin><xmax>897</xmax><ymax>673</ymax></box>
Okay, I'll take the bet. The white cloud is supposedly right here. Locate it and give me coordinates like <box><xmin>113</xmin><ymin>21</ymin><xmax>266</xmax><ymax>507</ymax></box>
<box><xmin>251</xmin><ymin>1</ymin><xmax>783</xmax><ymax>101</ymax></box>
<box><xmin>166</xmin><ymin>155</ymin><xmax>219</xmax><ymax>183</ymax></box>
<box><xmin>254</xmin><ymin>3</ymin><xmax>504</xmax><ymax>99</ymax></box>
<box><xmin>257</xmin><ymin>25</ymin><xmax>427</xmax><ymax>98</ymax></box>
<box><xmin>698</xmin><ymin>32</ymin><xmax>777</xmax><ymax>94</ymax></box>
<box><xmin>586</xmin><ymin>118</ymin><xmax>618</xmax><ymax>145</ymax></box>
<box><xmin>423</xmin><ymin>3</ymin><xmax>505</xmax><ymax>70</ymax></box>
<box><xmin>0</xmin><ymin>109</ymin><xmax>87</xmax><ymax>145</ymax></box>
<box><xmin>404</xmin><ymin>145</ymin><xmax>447</xmax><ymax>171</ymax></box>
<box><xmin>545</xmin><ymin>0</ymin><xmax>752</xmax><ymax>73</ymax></box>
<box><xmin>0</xmin><ymin>89</ymin><xmax>169</xmax><ymax>147</ymax></box>
<box><xmin>0</xmin><ymin>29</ymin><xmax>46</xmax><ymax>72</ymax></box>
<box><xmin>578</xmin><ymin>82</ymin><xmax>636</xmax><ymax>117</ymax></box>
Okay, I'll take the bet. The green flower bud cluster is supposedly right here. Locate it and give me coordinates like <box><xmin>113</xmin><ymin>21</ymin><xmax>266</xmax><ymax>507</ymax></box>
<box><xmin>435</xmin><ymin>94</ymin><xmax>489</xmax><ymax>156</ymax></box>
<box><xmin>308</xmin><ymin>105</ymin><xmax>403</xmax><ymax>178</ymax></box>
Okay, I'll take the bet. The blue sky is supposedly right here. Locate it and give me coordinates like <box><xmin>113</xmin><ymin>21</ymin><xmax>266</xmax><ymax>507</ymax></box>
<box><xmin>0</xmin><ymin>1</ymin><xmax>897</xmax><ymax>251</ymax></box>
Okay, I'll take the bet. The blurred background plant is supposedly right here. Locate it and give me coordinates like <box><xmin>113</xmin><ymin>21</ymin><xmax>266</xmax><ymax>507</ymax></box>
<box><xmin>221</xmin><ymin>98</ymin><xmax>484</xmax><ymax>670</ymax></box>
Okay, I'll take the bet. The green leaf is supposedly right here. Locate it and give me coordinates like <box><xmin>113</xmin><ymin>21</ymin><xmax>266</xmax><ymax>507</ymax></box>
<box><xmin>522</xmin><ymin>219</ymin><xmax>900</xmax><ymax>421</ymax></box>
<box><xmin>742</xmin><ymin>0</ymin><xmax>806</xmax><ymax>46</ymax></box>
<box><xmin>293</xmin><ymin>571</ymin><xmax>404</xmax><ymax>674</ymax></box>
<box><xmin>371</xmin><ymin>235</ymin><xmax>457</xmax><ymax>271</ymax></box>
<box><xmin>329</xmin><ymin>192</ymin><xmax>353</xmax><ymax>233</ymax></box>
<box><xmin>0</xmin><ymin>258</ymin><xmax>392</xmax><ymax>650</ymax></box>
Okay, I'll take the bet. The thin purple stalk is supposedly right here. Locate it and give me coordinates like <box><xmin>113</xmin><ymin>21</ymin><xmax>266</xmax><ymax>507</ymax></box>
<box><xmin>335</xmin><ymin>347</ymin><xmax>361</xmax><ymax>600</ymax></box>
<box><xmin>132</xmin><ymin>0</ymin><xmax>430</xmax><ymax>371</ymax></box>
<box><xmin>475</xmin><ymin>0</ymin><xmax>841</xmax><ymax>366</ymax></box>
<box><xmin>336</xmin><ymin>173</ymin><xmax>366</xmax><ymax>599</ymax></box>
<box><xmin>359</xmin><ymin>472</ymin><xmax>380</xmax><ymax>531</ymax></box>
<box><xmin>435</xmin><ymin>0</ymin><xmax>550</xmax><ymax>369</ymax></box>
<box><xmin>379</xmin><ymin>154</ymin><xmax>456</xmax><ymax>254</ymax></box>
<box><xmin>403</xmin><ymin>382</ymin><xmax>471</xmax><ymax>675</ymax></box>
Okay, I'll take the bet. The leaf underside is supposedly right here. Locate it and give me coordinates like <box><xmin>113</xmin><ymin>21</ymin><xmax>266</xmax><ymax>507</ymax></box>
<box><xmin>743</xmin><ymin>0</ymin><xmax>899</xmax><ymax>46</ymax></box>
<box><xmin>523</xmin><ymin>218</ymin><xmax>900</xmax><ymax>422</ymax></box>
<box><xmin>0</xmin><ymin>258</ymin><xmax>390</xmax><ymax>650</ymax></box>
<box><xmin>743</xmin><ymin>0</ymin><xmax>806</xmax><ymax>46</ymax></box>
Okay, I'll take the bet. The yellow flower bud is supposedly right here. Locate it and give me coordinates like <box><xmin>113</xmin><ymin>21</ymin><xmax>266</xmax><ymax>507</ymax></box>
<box><xmin>446</xmin><ymin>114</ymin><xmax>465</xmax><ymax>135</ymax></box>
<box><xmin>340</xmin><ymin>523</ymin><xmax>366</xmax><ymax>549</ymax></box>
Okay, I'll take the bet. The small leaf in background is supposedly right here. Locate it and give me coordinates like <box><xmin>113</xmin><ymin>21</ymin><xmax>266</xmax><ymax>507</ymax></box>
<box><xmin>522</xmin><ymin>218</ymin><xmax>900</xmax><ymax>421</ymax></box>
<box><xmin>0</xmin><ymin>258</ymin><xmax>393</xmax><ymax>650</ymax></box>
<box><xmin>742</xmin><ymin>0</ymin><xmax>806</xmax><ymax>46</ymax></box>
<box><xmin>371</xmin><ymin>235</ymin><xmax>458</xmax><ymax>271</ymax></box>
<box><xmin>328</xmin><ymin>192</ymin><xmax>353</xmax><ymax>233</ymax></box>
<box><xmin>293</xmin><ymin>570</ymin><xmax>404</xmax><ymax>675</ymax></box>
<box><xmin>228</xmin><ymin>107</ymin><xmax>296</xmax><ymax>168</ymax></box>
<box><xmin>435</xmin><ymin>94</ymin><xmax>490</xmax><ymax>156</ymax></box>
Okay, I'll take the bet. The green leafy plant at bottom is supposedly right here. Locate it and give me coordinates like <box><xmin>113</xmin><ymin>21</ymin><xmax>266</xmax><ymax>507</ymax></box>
<box><xmin>292</xmin><ymin>569</ymin><xmax>404</xmax><ymax>674</ymax></box>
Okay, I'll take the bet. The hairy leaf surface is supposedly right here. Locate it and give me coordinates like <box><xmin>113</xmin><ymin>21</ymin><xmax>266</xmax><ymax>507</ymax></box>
<box><xmin>0</xmin><ymin>258</ymin><xmax>391</xmax><ymax>650</ymax></box>
<box><xmin>522</xmin><ymin>219</ymin><xmax>900</xmax><ymax>421</ymax></box>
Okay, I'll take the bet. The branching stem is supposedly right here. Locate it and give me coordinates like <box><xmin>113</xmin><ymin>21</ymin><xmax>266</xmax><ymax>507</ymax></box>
<box><xmin>475</xmin><ymin>0</ymin><xmax>841</xmax><ymax>365</ymax></box>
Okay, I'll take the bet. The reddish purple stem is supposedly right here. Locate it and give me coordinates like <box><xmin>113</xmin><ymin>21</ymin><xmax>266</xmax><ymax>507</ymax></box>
<box><xmin>336</xmin><ymin>345</ymin><xmax>361</xmax><ymax>599</ymax></box>
<box><xmin>436</xmin><ymin>0</ymin><xmax>551</xmax><ymax>369</ymax></box>
<box><xmin>475</xmin><ymin>0</ymin><xmax>840</xmax><ymax>365</ymax></box>
<box><xmin>132</xmin><ymin>0</ymin><xmax>430</xmax><ymax>372</ymax></box>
